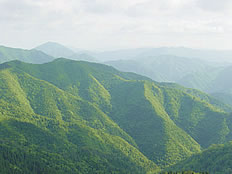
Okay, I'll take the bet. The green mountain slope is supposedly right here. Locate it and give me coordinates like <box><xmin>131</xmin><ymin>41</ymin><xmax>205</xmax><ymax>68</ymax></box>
<box><xmin>168</xmin><ymin>141</ymin><xmax>232</xmax><ymax>174</ymax></box>
<box><xmin>0</xmin><ymin>46</ymin><xmax>54</xmax><ymax>64</ymax></box>
<box><xmin>0</xmin><ymin>67</ymin><xmax>159</xmax><ymax>174</ymax></box>
<box><xmin>104</xmin><ymin>53</ymin><xmax>232</xmax><ymax>106</ymax></box>
<box><xmin>3</xmin><ymin>58</ymin><xmax>232</xmax><ymax>169</ymax></box>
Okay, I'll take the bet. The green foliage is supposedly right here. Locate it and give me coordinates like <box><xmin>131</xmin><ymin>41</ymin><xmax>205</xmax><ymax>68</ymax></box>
<box><xmin>160</xmin><ymin>172</ymin><xmax>208</xmax><ymax>174</ymax></box>
<box><xmin>1</xmin><ymin>58</ymin><xmax>232</xmax><ymax>173</ymax></box>
<box><xmin>160</xmin><ymin>86</ymin><xmax>232</xmax><ymax>148</ymax></box>
<box><xmin>168</xmin><ymin>141</ymin><xmax>232</xmax><ymax>174</ymax></box>
<box><xmin>0</xmin><ymin>62</ymin><xmax>159</xmax><ymax>173</ymax></box>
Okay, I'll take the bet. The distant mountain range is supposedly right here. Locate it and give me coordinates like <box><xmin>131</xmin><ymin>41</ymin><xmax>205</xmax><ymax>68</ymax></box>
<box><xmin>178</xmin><ymin>65</ymin><xmax>232</xmax><ymax>106</ymax></box>
<box><xmin>34</xmin><ymin>42</ymin><xmax>97</xmax><ymax>62</ymax></box>
<box><xmin>93</xmin><ymin>47</ymin><xmax>232</xmax><ymax>62</ymax></box>
<box><xmin>35</xmin><ymin>42</ymin><xmax>75</xmax><ymax>58</ymax></box>
<box><xmin>1</xmin><ymin>57</ymin><xmax>232</xmax><ymax>173</ymax></box>
<box><xmin>105</xmin><ymin>55</ymin><xmax>216</xmax><ymax>82</ymax></box>
<box><xmin>2</xmin><ymin>42</ymin><xmax>232</xmax><ymax>106</ymax></box>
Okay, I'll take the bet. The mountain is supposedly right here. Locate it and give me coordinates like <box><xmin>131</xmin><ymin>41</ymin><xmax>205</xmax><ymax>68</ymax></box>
<box><xmin>1</xmin><ymin>58</ymin><xmax>232</xmax><ymax>173</ymax></box>
<box><xmin>68</xmin><ymin>53</ymin><xmax>97</xmax><ymax>62</ymax></box>
<box><xmin>178</xmin><ymin>65</ymin><xmax>232</xmax><ymax>106</ymax></box>
<box><xmin>133</xmin><ymin>47</ymin><xmax>232</xmax><ymax>63</ymax></box>
<box><xmin>92</xmin><ymin>47</ymin><xmax>232</xmax><ymax>62</ymax></box>
<box><xmin>35</xmin><ymin>42</ymin><xmax>97</xmax><ymax>62</ymax></box>
<box><xmin>34</xmin><ymin>42</ymin><xmax>75</xmax><ymax>58</ymax></box>
<box><xmin>168</xmin><ymin>141</ymin><xmax>232</xmax><ymax>174</ymax></box>
<box><xmin>93</xmin><ymin>48</ymin><xmax>154</xmax><ymax>61</ymax></box>
<box><xmin>105</xmin><ymin>55</ymin><xmax>215</xmax><ymax>82</ymax></box>
<box><xmin>0</xmin><ymin>45</ymin><xmax>54</xmax><ymax>64</ymax></box>
<box><xmin>104</xmin><ymin>51</ymin><xmax>232</xmax><ymax>106</ymax></box>
<box><xmin>0</xmin><ymin>60</ymin><xmax>158</xmax><ymax>174</ymax></box>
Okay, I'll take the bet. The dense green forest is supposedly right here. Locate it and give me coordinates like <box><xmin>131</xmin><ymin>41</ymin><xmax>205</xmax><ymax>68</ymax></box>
<box><xmin>168</xmin><ymin>141</ymin><xmax>232</xmax><ymax>174</ymax></box>
<box><xmin>1</xmin><ymin>58</ymin><xmax>232</xmax><ymax>173</ymax></box>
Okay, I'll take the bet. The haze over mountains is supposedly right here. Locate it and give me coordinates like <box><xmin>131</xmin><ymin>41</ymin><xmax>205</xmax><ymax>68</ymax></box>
<box><xmin>2</xmin><ymin>42</ymin><xmax>232</xmax><ymax>107</ymax></box>
<box><xmin>33</xmin><ymin>42</ymin><xmax>232</xmax><ymax>106</ymax></box>
<box><xmin>35</xmin><ymin>42</ymin><xmax>96</xmax><ymax>62</ymax></box>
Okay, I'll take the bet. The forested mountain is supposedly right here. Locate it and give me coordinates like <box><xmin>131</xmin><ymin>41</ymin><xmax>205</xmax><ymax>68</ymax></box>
<box><xmin>105</xmin><ymin>53</ymin><xmax>232</xmax><ymax>106</ymax></box>
<box><xmin>0</xmin><ymin>46</ymin><xmax>54</xmax><ymax>64</ymax></box>
<box><xmin>32</xmin><ymin>42</ymin><xmax>232</xmax><ymax>106</ymax></box>
<box><xmin>1</xmin><ymin>58</ymin><xmax>232</xmax><ymax>173</ymax></box>
<box><xmin>168</xmin><ymin>141</ymin><xmax>232</xmax><ymax>174</ymax></box>
<box><xmin>0</xmin><ymin>60</ymin><xmax>158</xmax><ymax>174</ymax></box>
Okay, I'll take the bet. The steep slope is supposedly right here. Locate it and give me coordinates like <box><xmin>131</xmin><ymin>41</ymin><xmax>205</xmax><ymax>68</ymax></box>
<box><xmin>0</xmin><ymin>67</ymin><xmax>159</xmax><ymax>174</ymax></box>
<box><xmin>168</xmin><ymin>141</ymin><xmax>232</xmax><ymax>174</ymax></box>
<box><xmin>108</xmin><ymin>80</ymin><xmax>201</xmax><ymax>167</ymax></box>
<box><xmin>5</xmin><ymin>58</ymin><xmax>232</xmax><ymax>168</ymax></box>
<box><xmin>102</xmin><ymin>49</ymin><xmax>232</xmax><ymax>106</ymax></box>
<box><xmin>158</xmin><ymin>82</ymin><xmax>232</xmax><ymax>113</ymax></box>
<box><xmin>0</xmin><ymin>46</ymin><xmax>54</xmax><ymax>64</ymax></box>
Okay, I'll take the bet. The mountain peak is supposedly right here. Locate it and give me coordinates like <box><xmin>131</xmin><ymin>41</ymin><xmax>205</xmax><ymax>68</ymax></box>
<box><xmin>34</xmin><ymin>42</ymin><xmax>75</xmax><ymax>58</ymax></box>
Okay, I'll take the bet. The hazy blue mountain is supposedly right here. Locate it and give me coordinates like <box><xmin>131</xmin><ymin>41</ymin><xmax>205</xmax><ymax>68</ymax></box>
<box><xmin>68</xmin><ymin>53</ymin><xmax>97</xmax><ymax>62</ymax></box>
<box><xmin>105</xmin><ymin>55</ymin><xmax>214</xmax><ymax>82</ymax></box>
<box><xmin>0</xmin><ymin>45</ymin><xmax>54</xmax><ymax>64</ymax></box>
<box><xmin>93</xmin><ymin>48</ymin><xmax>155</xmax><ymax>61</ymax></box>
<box><xmin>93</xmin><ymin>47</ymin><xmax>232</xmax><ymax>63</ymax></box>
<box><xmin>177</xmin><ymin>65</ymin><xmax>232</xmax><ymax>105</ymax></box>
<box><xmin>34</xmin><ymin>42</ymin><xmax>75</xmax><ymax>58</ymax></box>
<box><xmin>35</xmin><ymin>42</ymin><xmax>97</xmax><ymax>62</ymax></box>
<box><xmin>134</xmin><ymin>47</ymin><xmax>232</xmax><ymax>63</ymax></box>
<box><xmin>177</xmin><ymin>67</ymin><xmax>224</xmax><ymax>91</ymax></box>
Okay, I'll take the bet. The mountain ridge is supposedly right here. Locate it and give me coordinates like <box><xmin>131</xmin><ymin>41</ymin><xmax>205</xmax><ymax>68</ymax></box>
<box><xmin>1</xmin><ymin>58</ymin><xmax>232</xmax><ymax>173</ymax></box>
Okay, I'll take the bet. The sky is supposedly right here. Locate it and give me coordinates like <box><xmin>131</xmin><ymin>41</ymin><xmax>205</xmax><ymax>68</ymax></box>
<box><xmin>1</xmin><ymin>0</ymin><xmax>232</xmax><ymax>51</ymax></box>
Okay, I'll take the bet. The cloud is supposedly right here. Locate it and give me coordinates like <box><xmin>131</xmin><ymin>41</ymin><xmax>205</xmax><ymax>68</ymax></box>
<box><xmin>0</xmin><ymin>0</ymin><xmax>232</xmax><ymax>50</ymax></box>
<box><xmin>196</xmin><ymin>0</ymin><xmax>232</xmax><ymax>12</ymax></box>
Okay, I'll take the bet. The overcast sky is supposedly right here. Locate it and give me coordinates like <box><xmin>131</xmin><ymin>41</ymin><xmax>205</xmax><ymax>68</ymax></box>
<box><xmin>1</xmin><ymin>0</ymin><xmax>232</xmax><ymax>50</ymax></box>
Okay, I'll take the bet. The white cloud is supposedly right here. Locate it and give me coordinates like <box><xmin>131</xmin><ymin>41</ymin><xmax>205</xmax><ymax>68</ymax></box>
<box><xmin>0</xmin><ymin>0</ymin><xmax>232</xmax><ymax>50</ymax></box>
<box><xmin>196</xmin><ymin>0</ymin><xmax>232</xmax><ymax>12</ymax></box>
